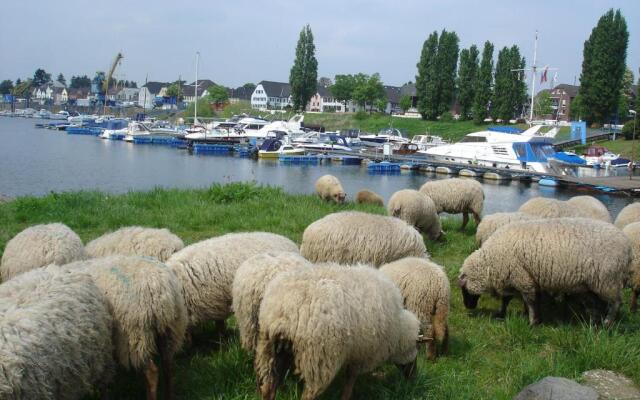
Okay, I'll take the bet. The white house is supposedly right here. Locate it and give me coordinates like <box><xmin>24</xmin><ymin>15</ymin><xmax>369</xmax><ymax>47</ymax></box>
<box><xmin>307</xmin><ymin>85</ymin><xmax>346</xmax><ymax>112</ymax></box>
<box><xmin>138</xmin><ymin>82</ymin><xmax>168</xmax><ymax>109</ymax></box>
<box><xmin>183</xmin><ymin>79</ymin><xmax>217</xmax><ymax>103</ymax></box>
<box><xmin>117</xmin><ymin>87</ymin><xmax>139</xmax><ymax>103</ymax></box>
<box><xmin>251</xmin><ymin>81</ymin><xmax>292</xmax><ymax>110</ymax></box>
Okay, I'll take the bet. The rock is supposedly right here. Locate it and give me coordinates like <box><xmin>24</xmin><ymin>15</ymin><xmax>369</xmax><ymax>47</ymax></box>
<box><xmin>514</xmin><ymin>376</ymin><xmax>598</xmax><ymax>400</ymax></box>
<box><xmin>582</xmin><ymin>369</ymin><xmax>640</xmax><ymax>400</ymax></box>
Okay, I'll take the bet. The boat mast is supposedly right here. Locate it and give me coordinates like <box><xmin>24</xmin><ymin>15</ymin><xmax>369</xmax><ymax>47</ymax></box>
<box><xmin>529</xmin><ymin>31</ymin><xmax>538</xmax><ymax>126</ymax></box>
<box><xmin>194</xmin><ymin>51</ymin><xmax>200</xmax><ymax>125</ymax></box>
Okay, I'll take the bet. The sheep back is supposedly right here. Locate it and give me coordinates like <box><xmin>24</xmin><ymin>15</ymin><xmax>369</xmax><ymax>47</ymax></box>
<box><xmin>355</xmin><ymin>190</ymin><xmax>384</xmax><ymax>207</ymax></box>
<box><xmin>623</xmin><ymin>222</ymin><xmax>640</xmax><ymax>291</ymax></box>
<box><xmin>615</xmin><ymin>203</ymin><xmax>640</xmax><ymax>229</ymax></box>
<box><xmin>315</xmin><ymin>174</ymin><xmax>346</xmax><ymax>203</ymax></box>
<box><xmin>566</xmin><ymin>196</ymin><xmax>611</xmax><ymax>223</ymax></box>
<box><xmin>388</xmin><ymin>189</ymin><xmax>441</xmax><ymax>240</ymax></box>
<box><xmin>519</xmin><ymin>197</ymin><xmax>593</xmax><ymax>219</ymax></box>
<box><xmin>419</xmin><ymin>178</ymin><xmax>484</xmax><ymax>216</ymax></box>
<box><xmin>475</xmin><ymin>212</ymin><xmax>536</xmax><ymax>246</ymax></box>
<box><xmin>85</xmin><ymin>226</ymin><xmax>184</xmax><ymax>262</ymax></box>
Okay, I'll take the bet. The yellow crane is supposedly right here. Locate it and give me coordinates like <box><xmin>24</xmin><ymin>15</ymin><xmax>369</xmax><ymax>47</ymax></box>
<box><xmin>103</xmin><ymin>52</ymin><xmax>123</xmax><ymax>115</ymax></box>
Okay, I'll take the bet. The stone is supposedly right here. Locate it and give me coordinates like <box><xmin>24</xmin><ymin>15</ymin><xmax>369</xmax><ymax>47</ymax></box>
<box><xmin>514</xmin><ymin>376</ymin><xmax>598</xmax><ymax>400</ymax></box>
<box><xmin>582</xmin><ymin>369</ymin><xmax>640</xmax><ymax>400</ymax></box>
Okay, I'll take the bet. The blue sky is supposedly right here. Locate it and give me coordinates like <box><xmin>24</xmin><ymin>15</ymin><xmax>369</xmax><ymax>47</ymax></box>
<box><xmin>1</xmin><ymin>0</ymin><xmax>638</xmax><ymax>91</ymax></box>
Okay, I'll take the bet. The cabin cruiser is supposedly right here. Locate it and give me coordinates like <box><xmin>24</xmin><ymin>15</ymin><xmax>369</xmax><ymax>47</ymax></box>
<box><xmin>580</xmin><ymin>145</ymin><xmax>629</xmax><ymax>168</ymax></box>
<box><xmin>421</xmin><ymin>125</ymin><xmax>560</xmax><ymax>173</ymax></box>
<box><xmin>99</xmin><ymin>120</ymin><xmax>130</xmax><ymax>139</ymax></box>
<box><xmin>359</xmin><ymin>128</ymin><xmax>409</xmax><ymax>146</ymax></box>
<box><xmin>233</xmin><ymin>117</ymin><xmax>270</xmax><ymax>137</ymax></box>
<box><xmin>411</xmin><ymin>134</ymin><xmax>448</xmax><ymax>151</ymax></box>
<box><xmin>123</xmin><ymin>122</ymin><xmax>183</xmax><ymax>142</ymax></box>
<box><xmin>49</xmin><ymin>110</ymin><xmax>70</xmax><ymax>120</ymax></box>
<box><xmin>295</xmin><ymin>133</ymin><xmax>353</xmax><ymax>152</ymax></box>
<box><xmin>258</xmin><ymin>138</ymin><xmax>305</xmax><ymax>158</ymax></box>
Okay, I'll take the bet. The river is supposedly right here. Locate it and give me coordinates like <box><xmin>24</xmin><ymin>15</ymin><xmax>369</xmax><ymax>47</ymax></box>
<box><xmin>0</xmin><ymin>117</ymin><xmax>634</xmax><ymax>216</ymax></box>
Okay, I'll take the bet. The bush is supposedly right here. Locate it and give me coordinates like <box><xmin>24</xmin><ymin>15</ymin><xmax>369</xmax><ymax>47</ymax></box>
<box><xmin>439</xmin><ymin>111</ymin><xmax>454</xmax><ymax>122</ymax></box>
<box><xmin>623</xmin><ymin>120</ymin><xmax>637</xmax><ymax>140</ymax></box>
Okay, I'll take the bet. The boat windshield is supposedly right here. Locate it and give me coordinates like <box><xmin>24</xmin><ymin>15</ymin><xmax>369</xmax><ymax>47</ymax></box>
<box><xmin>459</xmin><ymin>135</ymin><xmax>487</xmax><ymax>143</ymax></box>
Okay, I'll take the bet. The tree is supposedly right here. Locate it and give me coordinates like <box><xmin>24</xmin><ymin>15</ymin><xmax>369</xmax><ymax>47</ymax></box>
<box><xmin>569</xmin><ymin>93</ymin><xmax>584</xmax><ymax>121</ymax></box>
<box><xmin>493</xmin><ymin>46</ymin><xmax>526</xmax><ymax>121</ymax></box>
<box><xmin>318</xmin><ymin>77</ymin><xmax>332</xmax><ymax>88</ymax></box>
<box><xmin>56</xmin><ymin>73</ymin><xmax>66</xmax><ymax>86</ymax></box>
<box><xmin>472</xmin><ymin>41</ymin><xmax>494</xmax><ymax>124</ymax></box>
<box><xmin>399</xmin><ymin>94</ymin><xmax>412</xmax><ymax>113</ymax></box>
<box><xmin>0</xmin><ymin>80</ymin><xmax>13</xmax><ymax>95</ymax></box>
<box><xmin>70</xmin><ymin>75</ymin><xmax>91</xmax><ymax>89</ymax></box>
<box><xmin>208</xmin><ymin>84</ymin><xmax>229</xmax><ymax>104</ymax></box>
<box><xmin>617</xmin><ymin>68</ymin><xmax>634</xmax><ymax>120</ymax></box>
<box><xmin>352</xmin><ymin>73</ymin><xmax>386</xmax><ymax>113</ymax></box>
<box><xmin>32</xmin><ymin>68</ymin><xmax>51</xmax><ymax>87</ymax></box>
<box><xmin>534</xmin><ymin>91</ymin><xmax>553</xmax><ymax>117</ymax></box>
<box><xmin>456</xmin><ymin>45</ymin><xmax>479</xmax><ymax>120</ymax></box>
<box><xmin>330</xmin><ymin>74</ymin><xmax>356</xmax><ymax>111</ymax></box>
<box><xmin>165</xmin><ymin>83</ymin><xmax>184</xmax><ymax>102</ymax></box>
<box><xmin>12</xmin><ymin>79</ymin><xmax>33</xmax><ymax>98</ymax></box>
<box><xmin>435</xmin><ymin>30</ymin><xmax>460</xmax><ymax>117</ymax></box>
<box><xmin>242</xmin><ymin>82</ymin><xmax>256</xmax><ymax>92</ymax></box>
<box><xmin>579</xmin><ymin>9</ymin><xmax>628</xmax><ymax>124</ymax></box>
<box><xmin>416</xmin><ymin>31</ymin><xmax>439</xmax><ymax>119</ymax></box>
<box><xmin>289</xmin><ymin>24</ymin><xmax>318</xmax><ymax>111</ymax></box>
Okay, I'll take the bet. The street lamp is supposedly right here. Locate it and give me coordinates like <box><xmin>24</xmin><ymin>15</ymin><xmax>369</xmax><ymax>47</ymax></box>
<box><xmin>630</xmin><ymin>109</ymin><xmax>637</xmax><ymax>180</ymax></box>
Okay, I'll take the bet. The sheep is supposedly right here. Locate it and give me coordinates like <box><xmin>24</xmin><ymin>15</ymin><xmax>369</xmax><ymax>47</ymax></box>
<box><xmin>255</xmin><ymin>264</ymin><xmax>420</xmax><ymax>400</ymax></box>
<box><xmin>355</xmin><ymin>189</ymin><xmax>384</xmax><ymax>207</ymax></box>
<box><xmin>566</xmin><ymin>195</ymin><xmax>611</xmax><ymax>223</ymax></box>
<box><xmin>419</xmin><ymin>178</ymin><xmax>484</xmax><ymax>230</ymax></box>
<box><xmin>166</xmin><ymin>232</ymin><xmax>298</xmax><ymax>331</ymax></box>
<box><xmin>615</xmin><ymin>202</ymin><xmax>640</xmax><ymax>229</ymax></box>
<box><xmin>380</xmin><ymin>257</ymin><xmax>450</xmax><ymax>360</ymax></box>
<box><xmin>1</xmin><ymin>223</ymin><xmax>87</xmax><ymax>282</ymax></box>
<box><xmin>315</xmin><ymin>174</ymin><xmax>346</xmax><ymax>203</ymax></box>
<box><xmin>622</xmin><ymin>222</ymin><xmax>640</xmax><ymax>312</ymax></box>
<box><xmin>475</xmin><ymin>212</ymin><xmax>536</xmax><ymax>246</ymax></box>
<box><xmin>85</xmin><ymin>226</ymin><xmax>184</xmax><ymax>262</ymax></box>
<box><xmin>387</xmin><ymin>189</ymin><xmax>442</xmax><ymax>240</ymax></box>
<box><xmin>518</xmin><ymin>197</ymin><xmax>594</xmax><ymax>219</ymax></box>
<box><xmin>458</xmin><ymin>218</ymin><xmax>631</xmax><ymax>326</ymax></box>
<box><xmin>63</xmin><ymin>255</ymin><xmax>187</xmax><ymax>400</ymax></box>
<box><xmin>0</xmin><ymin>267</ymin><xmax>114</xmax><ymax>399</ymax></box>
<box><xmin>232</xmin><ymin>251</ymin><xmax>312</xmax><ymax>352</ymax></box>
<box><xmin>300</xmin><ymin>211</ymin><xmax>427</xmax><ymax>267</ymax></box>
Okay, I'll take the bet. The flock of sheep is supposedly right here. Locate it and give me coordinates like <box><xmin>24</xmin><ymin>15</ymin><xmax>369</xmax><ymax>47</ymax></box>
<box><xmin>1</xmin><ymin>175</ymin><xmax>640</xmax><ymax>400</ymax></box>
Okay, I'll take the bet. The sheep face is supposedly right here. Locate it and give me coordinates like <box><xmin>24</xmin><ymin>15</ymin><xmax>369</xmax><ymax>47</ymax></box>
<box><xmin>458</xmin><ymin>273</ymin><xmax>481</xmax><ymax>309</ymax></box>
<box><xmin>396</xmin><ymin>359</ymin><xmax>417</xmax><ymax>378</ymax></box>
<box><xmin>333</xmin><ymin>191</ymin><xmax>346</xmax><ymax>203</ymax></box>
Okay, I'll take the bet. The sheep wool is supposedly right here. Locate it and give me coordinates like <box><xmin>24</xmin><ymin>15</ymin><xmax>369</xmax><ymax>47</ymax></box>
<box><xmin>419</xmin><ymin>178</ymin><xmax>484</xmax><ymax>229</ymax></box>
<box><xmin>380</xmin><ymin>257</ymin><xmax>450</xmax><ymax>360</ymax></box>
<box><xmin>355</xmin><ymin>189</ymin><xmax>384</xmax><ymax>207</ymax></box>
<box><xmin>255</xmin><ymin>264</ymin><xmax>420</xmax><ymax>400</ymax></box>
<box><xmin>85</xmin><ymin>226</ymin><xmax>184</xmax><ymax>262</ymax></box>
<box><xmin>387</xmin><ymin>189</ymin><xmax>442</xmax><ymax>240</ymax></box>
<box><xmin>459</xmin><ymin>218</ymin><xmax>631</xmax><ymax>326</ymax></box>
<box><xmin>315</xmin><ymin>174</ymin><xmax>346</xmax><ymax>203</ymax></box>
<box><xmin>0</xmin><ymin>268</ymin><xmax>114</xmax><ymax>400</ymax></box>
<box><xmin>300</xmin><ymin>211</ymin><xmax>427</xmax><ymax>267</ymax></box>
<box><xmin>475</xmin><ymin>212</ymin><xmax>536</xmax><ymax>246</ymax></box>
<box><xmin>622</xmin><ymin>222</ymin><xmax>640</xmax><ymax>312</ymax></box>
<box><xmin>518</xmin><ymin>197</ymin><xmax>593</xmax><ymax>219</ymax></box>
<box><xmin>232</xmin><ymin>251</ymin><xmax>312</xmax><ymax>352</ymax></box>
<box><xmin>1</xmin><ymin>223</ymin><xmax>86</xmax><ymax>282</ymax></box>
<box><xmin>615</xmin><ymin>202</ymin><xmax>640</xmax><ymax>229</ymax></box>
<box><xmin>566</xmin><ymin>195</ymin><xmax>611</xmax><ymax>223</ymax></box>
<box><xmin>166</xmin><ymin>232</ymin><xmax>299</xmax><ymax>328</ymax></box>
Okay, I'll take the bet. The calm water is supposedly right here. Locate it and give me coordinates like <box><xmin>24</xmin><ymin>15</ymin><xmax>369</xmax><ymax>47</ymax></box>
<box><xmin>0</xmin><ymin>117</ymin><xmax>634</xmax><ymax>216</ymax></box>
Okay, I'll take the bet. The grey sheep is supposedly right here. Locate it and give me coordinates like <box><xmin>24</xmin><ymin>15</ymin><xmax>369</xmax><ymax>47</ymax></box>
<box><xmin>166</xmin><ymin>232</ymin><xmax>298</xmax><ymax>331</ymax></box>
<box><xmin>459</xmin><ymin>218</ymin><xmax>631</xmax><ymax>326</ymax></box>
<box><xmin>315</xmin><ymin>174</ymin><xmax>346</xmax><ymax>203</ymax></box>
<box><xmin>355</xmin><ymin>189</ymin><xmax>384</xmax><ymax>207</ymax></box>
<box><xmin>0</xmin><ymin>267</ymin><xmax>114</xmax><ymax>399</ymax></box>
<box><xmin>300</xmin><ymin>211</ymin><xmax>427</xmax><ymax>267</ymax></box>
<box><xmin>85</xmin><ymin>226</ymin><xmax>184</xmax><ymax>262</ymax></box>
<box><xmin>475</xmin><ymin>212</ymin><xmax>536</xmax><ymax>246</ymax></box>
<box><xmin>255</xmin><ymin>264</ymin><xmax>420</xmax><ymax>400</ymax></box>
<box><xmin>615</xmin><ymin>202</ymin><xmax>640</xmax><ymax>229</ymax></box>
<box><xmin>387</xmin><ymin>189</ymin><xmax>442</xmax><ymax>240</ymax></box>
<box><xmin>419</xmin><ymin>178</ymin><xmax>484</xmax><ymax>230</ymax></box>
<box><xmin>566</xmin><ymin>195</ymin><xmax>611</xmax><ymax>223</ymax></box>
<box><xmin>380</xmin><ymin>257</ymin><xmax>450</xmax><ymax>360</ymax></box>
<box><xmin>1</xmin><ymin>223</ymin><xmax>86</xmax><ymax>282</ymax></box>
<box><xmin>62</xmin><ymin>255</ymin><xmax>187</xmax><ymax>400</ymax></box>
<box><xmin>232</xmin><ymin>251</ymin><xmax>312</xmax><ymax>352</ymax></box>
<box><xmin>622</xmin><ymin>222</ymin><xmax>640</xmax><ymax>312</ymax></box>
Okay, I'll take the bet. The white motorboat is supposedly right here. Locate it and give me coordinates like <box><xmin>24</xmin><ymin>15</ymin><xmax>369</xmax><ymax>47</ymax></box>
<box><xmin>49</xmin><ymin>110</ymin><xmax>70</xmax><ymax>120</ymax></box>
<box><xmin>253</xmin><ymin>114</ymin><xmax>306</xmax><ymax>139</ymax></box>
<box><xmin>99</xmin><ymin>120</ymin><xmax>130</xmax><ymax>140</ymax></box>
<box><xmin>258</xmin><ymin>138</ymin><xmax>305</xmax><ymax>158</ymax></box>
<box><xmin>123</xmin><ymin>122</ymin><xmax>182</xmax><ymax>142</ymax></box>
<box><xmin>411</xmin><ymin>134</ymin><xmax>448</xmax><ymax>151</ymax></box>
<box><xmin>295</xmin><ymin>133</ymin><xmax>353</xmax><ymax>152</ymax></box>
<box><xmin>233</xmin><ymin>117</ymin><xmax>270</xmax><ymax>137</ymax></box>
<box><xmin>359</xmin><ymin>127</ymin><xmax>409</xmax><ymax>146</ymax></box>
<box><xmin>184</xmin><ymin>128</ymin><xmax>244</xmax><ymax>141</ymax></box>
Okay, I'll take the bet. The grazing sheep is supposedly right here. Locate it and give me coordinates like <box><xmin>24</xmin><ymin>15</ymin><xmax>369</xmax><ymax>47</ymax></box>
<box><xmin>387</xmin><ymin>189</ymin><xmax>442</xmax><ymax>240</ymax></box>
<box><xmin>300</xmin><ymin>211</ymin><xmax>427</xmax><ymax>267</ymax></box>
<box><xmin>566</xmin><ymin>196</ymin><xmax>611</xmax><ymax>223</ymax></box>
<box><xmin>355</xmin><ymin>189</ymin><xmax>384</xmax><ymax>207</ymax></box>
<box><xmin>63</xmin><ymin>255</ymin><xmax>187</xmax><ymax>400</ymax></box>
<box><xmin>0</xmin><ymin>267</ymin><xmax>114</xmax><ymax>400</ymax></box>
<box><xmin>380</xmin><ymin>257</ymin><xmax>450</xmax><ymax>360</ymax></box>
<box><xmin>622</xmin><ymin>222</ymin><xmax>640</xmax><ymax>312</ymax></box>
<box><xmin>166</xmin><ymin>232</ymin><xmax>298</xmax><ymax>330</ymax></box>
<box><xmin>255</xmin><ymin>264</ymin><xmax>420</xmax><ymax>400</ymax></box>
<box><xmin>459</xmin><ymin>218</ymin><xmax>631</xmax><ymax>326</ymax></box>
<box><xmin>419</xmin><ymin>178</ymin><xmax>484</xmax><ymax>230</ymax></box>
<box><xmin>85</xmin><ymin>226</ymin><xmax>184</xmax><ymax>262</ymax></box>
<box><xmin>475</xmin><ymin>212</ymin><xmax>536</xmax><ymax>246</ymax></box>
<box><xmin>615</xmin><ymin>203</ymin><xmax>640</xmax><ymax>229</ymax></box>
<box><xmin>232</xmin><ymin>251</ymin><xmax>312</xmax><ymax>352</ymax></box>
<box><xmin>518</xmin><ymin>197</ymin><xmax>594</xmax><ymax>219</ymax></box>
<box><xmin>1</xmin><ymin>223</ymin><xmax>86</xmax><ymax>282</ymax></box>
<box><xmin>315</xmin><ymin>174</ymin><xmax>346</xmax><ymax>203</ymax></box>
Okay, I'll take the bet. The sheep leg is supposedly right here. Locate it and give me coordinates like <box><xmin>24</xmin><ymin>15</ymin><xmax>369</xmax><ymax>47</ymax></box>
<box><xmin>340</xmin><ymin>367</ymin><xmax>358</xmax><ymax>400</ymax></box>
<box><xmin>522</xmin><ymin>292</ymin><xmax>541</xmax><ymax>325</ymax></box>
<box><xmin>426</xmin><ymin>338</ymin><xmax>437</xmax><ymax>360</ymax></box>
<box><xmin>472</xmin><ymin>212</ymin><xmax>481</xmax><ymax>226</ymax></box>
<box><xmin>158</xmin><ymin>335</ymin><xmax>175</xmax><ymax>400</ymax></box>
<box><xmin>631</xmin><ymin>290</ymin><xmax>639</xmax><ymax>313</ymax></box>
<box><xmin>460</xmin><ymin>213</ymin><xmax>469</xmax><ymax>231</ymax></box>
<box><xmin>493</xmin><ymin>295</ymin><xmax>513</xmax><ymax>319</ymax></box>
<box><xmin>144</xmin><ymin>360</ymin><xmax>160</xmax><ymax>400</ymax></box>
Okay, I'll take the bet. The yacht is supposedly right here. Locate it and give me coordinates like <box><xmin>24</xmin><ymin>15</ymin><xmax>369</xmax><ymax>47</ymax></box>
<box><xmin>421</xmin><ymin>125</ymin><xmax>559</xmax><ymax>173</ymax></box>
<box><xmin>258</xmin><ymin>138</ymin><xmax>305</xmax><ymax>159</ymax></box>
<box><xmin>358</xmin><ymin>127</ymin><xmax>409</xmax><ymax>146</ymax></box>
<box><xmin>99</xmin><ymin>120</ymin><xmax>130</xmax><ymax>140</ymax></box>
<box><xmin>295</xmin><ymin>133</ymin><xmax>353</xmax><ymax>152</ymax></box>
<box><xmin>411</xmin><ymin>134</ymin><xmax>448</xmax><ymax>151</ymax></box>
<box><xmin>123</xmin><ymin>122</ymin><xmax>183</xmax><ymax>142</ymax></box>
<box><xmin>233</xmin><ymin>117</ymin><xmax>270</xmax><ymax>137</ymax></box>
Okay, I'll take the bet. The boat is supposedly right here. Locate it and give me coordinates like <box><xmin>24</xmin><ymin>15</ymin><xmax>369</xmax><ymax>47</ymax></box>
<box><xmin>123</xmin><ymin>122</ymin><xmax>183</xmax><ymax>142</ymax></box>
<box><xmin>359</xmin><ymin>127</ymin><xmax>409</xmax><ymax>146</ymax></box>
<box><xmin>295</xmin><ymin>133</ymin><xmax>353</xmax><ymax>152</ymax></box>
<box><xmin>233</xmin><ymin>116</ymin><xmax>270</xmax><ymax>137</ymax></box>
<box><xmin>421</xmin><ymin>125</ymin><xmax>560</xmax><ymax>173</ymax></box>
<box><xmin>49</xmin><ymin>110</ymin><xmax>70</xmax><ymax>120</ymax></box>
<box><xmin>99</xmin><ymin>119</ymin><xmax>130</xmax><ymax>139</ymax></box>
<box><xmin>411</xmin><ymin>134</ymin><xmax>448</xmax><ymax>151</ymax></box>
<box><xmin>258</xmin><ymin>138</ymin><xmax>305</xmax><ymax>158</ymax></box>
<box><xmin>393</xmin><ymin>143</ymin><xmax>420</xmax><ymax>155</ymax></box>
<box><xmin>580</xmin><ymin>145</ymin><xmax>629</xmax><ymax>168</ymax></box>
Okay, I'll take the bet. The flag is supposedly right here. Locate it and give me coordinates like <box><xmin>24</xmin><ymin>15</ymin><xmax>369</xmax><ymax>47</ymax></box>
<box><xmin>553</xmin><ymin>71</ymin><xmax>558</xmax><ymax>83</ymax></box>
<box><xmin>540</xmin><ymin>67</ymin><xmax>548</xmax><ymax>84</ymax></box>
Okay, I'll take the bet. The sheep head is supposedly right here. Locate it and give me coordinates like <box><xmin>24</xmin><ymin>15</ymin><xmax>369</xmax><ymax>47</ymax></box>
<box><xmin>458</xmin><ymin>274</ymin><xmax>480</xmax><ymax>309</ymax></box>
<box><xmin>333</xmin><ymin>191</ymin><xmax>346</xmax><ymax>204</ymax></box>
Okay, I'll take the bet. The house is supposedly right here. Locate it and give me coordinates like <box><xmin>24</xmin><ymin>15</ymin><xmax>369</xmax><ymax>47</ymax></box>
<box><xmin>67</xmin><ymin>88</ymin><xmax>90</xmax><ymax>106</ymax></box>
<box><xmin>117</xmin><ymin>88</ymin><xmax>139</xmax><ymax>103</ymax></box>
<box><xmin>383</xmin><ymin>85</ymin><xmax>402</xmax><ymax>114</ymax></box>
<box><xmin>183</xmin><ymin>79</ymin><xmax>217</xmax><ymax>103</ymax></box>
<box><xmin>53</xmin><ymin>87</ymin><xmax>68</xmax><ymax>105</ymax></box>
<box><xmin>307</xmin><ymin>85</ymin><xmax>346</xmax><ymax>112</ymax></box>
<box><xmin>400</xmin><ymin>83</ymin><xmax>417</xmax><ymax>110</ymax></box>
<box><xmin>251</xmin><ymin>81</ymin><xmax>292</xmax><ymax>110</ymax></box>
<box><xmin>228</xmin><ymin>86</ymin><xmax>253</xmax><ymax>103</ymax></box>
<box><xmin>549</xmin><ymin>84</ymin><xmax>579</xmax><ymax>121</ymax></box>
<box><xmin>138</xmin><ymin>82</ymin><xmax>169</xmax><ymax>109</ymax></box>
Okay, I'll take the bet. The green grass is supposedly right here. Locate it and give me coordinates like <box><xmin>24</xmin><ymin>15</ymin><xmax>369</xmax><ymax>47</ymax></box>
<box><xmin>1</xmin><ymin>183</ymin><xmax>640</xmax><ymax>399</ymax></box>
<box><xmin>570</xmin><ymin>138</ymin><xmax>638</xmax><ymax>160</ymax></box>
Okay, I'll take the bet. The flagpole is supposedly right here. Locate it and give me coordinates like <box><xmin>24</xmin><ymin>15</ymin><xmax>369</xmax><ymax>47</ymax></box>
<box><xmin>529</xmin><ymin>30</ymin><xmax>538</xmax><ymax>125</ymax></box>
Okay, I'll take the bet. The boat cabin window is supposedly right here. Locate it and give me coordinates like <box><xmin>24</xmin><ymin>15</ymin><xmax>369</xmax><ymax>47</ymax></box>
<box><xmin>459</xmin><ymin>136</ymin><xmax>487</xmax><ymax>143</ymax></box>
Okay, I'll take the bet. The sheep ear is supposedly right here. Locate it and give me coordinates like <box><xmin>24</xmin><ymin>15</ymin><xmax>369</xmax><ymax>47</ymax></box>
<box><xmin>458</xmin><ymin>275</ymin><xmax>467</xmax><ymax>288</ymax></box>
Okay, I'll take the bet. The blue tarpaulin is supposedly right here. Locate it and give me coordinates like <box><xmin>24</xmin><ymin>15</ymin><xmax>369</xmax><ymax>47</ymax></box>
<box><xmin>488</xmin><ymin>126</ymin><xmax>524</xmax><ymax>134</ymax></box>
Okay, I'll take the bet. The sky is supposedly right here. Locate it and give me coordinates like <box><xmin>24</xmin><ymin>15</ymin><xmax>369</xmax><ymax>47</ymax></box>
<box><xmin>1</xmin><ymin>0</ymin><xmax>638</xmax><ymax>92</ymax></box>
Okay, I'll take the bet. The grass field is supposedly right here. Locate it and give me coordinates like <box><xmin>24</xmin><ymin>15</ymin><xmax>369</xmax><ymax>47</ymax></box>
<box><xmin>1</xmin><ymin>183</ymin><xmax>639</xmax><ymax>399</ymax></box>
<box><xmin>571</xmin><ymin>138</ymin><xmax>637</xmax><ymax>160</ymax></box>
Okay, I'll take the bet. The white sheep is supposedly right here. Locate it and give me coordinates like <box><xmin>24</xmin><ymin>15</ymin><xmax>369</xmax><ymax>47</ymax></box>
<box><xmin>315</xmin><ymin>174</ymin><xmax>346</xmax><ymax>203</ymax></box>
<box><xmin>475</xmin><ymin>212</ymin><xmax>536</xmax><ymax>246</ymax></box>
<box><xmin>85</xmin><ymin>226</ymin><xmax>184</xmax><ymax>262</ymax></box>
<box><xmin>380</xmin><ymin>257</ymin><xmax>450</xmax><ymax>360</ymax></box>
<box><xmin>166</xmin><ymin>232</ymin><xmax>299</xmax><ymax>330</ymax></box>
<box><xmin>566</xmin><ymin>195</ymin><xmax>611</xmax><ymax>223</ymax></box>
<box><xmin>519</xmin><ymin>197</ymin><xmax>593</xmax><ymax>219</ymax></box>
<box><xmin>232</xmin><ymin>251</ymin><xmax>312</xmax><ymax>352</ymax></box>
<box><xmin>300</xmin><ymin>211</ymin><xmax>427</xmax><ymax>267</ymax></box>
<box><xmin>255</xmin><ymin>264</ymin><xmax>420</xmax><ymax>400</ymax></box>
<box><xmin>387</xmin><ymin>189</ymin><xmax>442</xmax><ymax>240</ymax></box>
<box><xmin>615</xmin><ymin>202</ymin><xmax>640</xmax><ymax>229</ymax></box>
<box><xmin>355</xmin><ymin>189</ymin><xmax>384</xmax><ymax>207</ymax></box>
<box><xmin>1</xmin><ymin>223</ymin><xmax>86</xmax><ymax>282</ymax></box>
<box><xmin>419</xmin><ymin>178</ymin><xmax>484</xmax><ymax>230</ymax></box>
<box><xmin>0</xmin><ymin>267</ymin><xmax>114</xmax><ymax>399</ymax></box>
<box><xmin>459</xmin><ymin>218</ymin><xmax>631</xmax><ymax>326</ymax></box>
<box><xmin>622</xmin><ymin>222</ymin><xmax>640</xmax><ymax>312</ymax></box>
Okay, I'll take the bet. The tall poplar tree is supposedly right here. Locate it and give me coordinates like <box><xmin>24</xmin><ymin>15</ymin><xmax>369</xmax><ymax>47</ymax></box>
<box><xmin>436</xmin><ymin>30</ymin><xmax>460</xmax><ymax>117</ymax></box>
<box><xmin>493</xmin><ymin>46</ymin><xmax>527</xmax><ymax>121</ymax></box>
<box><xmin>472</xmin><ymin>41</ymin><xmax>494</xmax><ymax>124</ymax></box>
<box><xmin>457</xmin><ymin>45</ymin><xmax>479</xmax><ymax>120</ymax></box>
<box><xmin>289</xmin><ymin>24</ymin><xmax>318</xmax><ymax>111</ymax></box>
<box><xmin>579</xmin><ymin>9</ymin><xmax>628</xmax><ymax>124</ymax></box>
<box><xmin>416</xmin><ymin>31</ymin><xmax>439</xmax><ymax>120</ymax></box>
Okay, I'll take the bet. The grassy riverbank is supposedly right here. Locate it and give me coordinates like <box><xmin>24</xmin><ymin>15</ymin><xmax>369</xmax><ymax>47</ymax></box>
<box><xmin>1</xmin><ymin>183</ymin><xmax>640</xmax><ymax>399</ymax></box>
<box><xmin>571</xmin><ymin>138</ymin><xmax>637</xmax><ymax>159</ymax></box>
